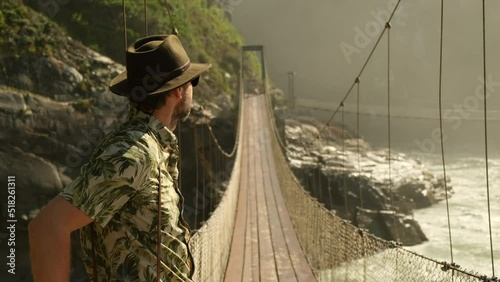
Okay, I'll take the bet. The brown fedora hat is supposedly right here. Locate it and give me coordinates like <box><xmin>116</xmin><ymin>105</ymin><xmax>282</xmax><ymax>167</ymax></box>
<box><xmin>109</xmin><ymin>34</ymin><xmax>211</xmax><ymax>99</ymax></box>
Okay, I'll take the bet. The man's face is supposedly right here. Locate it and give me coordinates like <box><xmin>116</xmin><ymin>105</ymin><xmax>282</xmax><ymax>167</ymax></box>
<box><xmin>173</xmin><ymin>83</ymin><xmax>193</xmax><ymax>122</ymax></box>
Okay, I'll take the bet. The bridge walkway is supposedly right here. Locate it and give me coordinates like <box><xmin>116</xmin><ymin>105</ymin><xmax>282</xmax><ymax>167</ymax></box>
<box><xmin>224</xmin><ymin>94</ymin><xmax>316</xmax><ymax>282</ymax></box>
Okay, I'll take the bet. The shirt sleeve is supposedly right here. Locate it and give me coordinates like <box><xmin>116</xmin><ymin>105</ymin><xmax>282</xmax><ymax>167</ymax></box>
<box><xmin>59</xmin><ymin>144</ymin><xmax>151</xmax><ymax>227</ymax></box>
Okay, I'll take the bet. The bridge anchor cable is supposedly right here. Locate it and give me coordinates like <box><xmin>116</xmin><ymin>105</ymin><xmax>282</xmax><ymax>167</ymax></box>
<box><xmin>438</xmin><ymin>0</ymin><xmax>455</xmax><ymax>268</ymax></box>
<box><xmin>311</xmin><ymin>0</ymin><xmax>403</xmax><ymax>145</ymax></box>
<box><xmin>482</xmin><ymin>0</ymin><xmax>495</xmax><ymax>277</ymax></box>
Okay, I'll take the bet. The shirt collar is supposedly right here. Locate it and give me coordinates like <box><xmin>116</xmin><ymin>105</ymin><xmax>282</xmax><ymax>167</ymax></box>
<box><xmin>127</xmin><ymin>106</ymin><xmax>178</xmax><ymax>151</ymax></box>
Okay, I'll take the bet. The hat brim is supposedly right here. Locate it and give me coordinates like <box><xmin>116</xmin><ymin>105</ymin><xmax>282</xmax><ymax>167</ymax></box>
<box><xmin>109</xmin><ymin>63</ymin><xmax>212</xmax><ymax>97</ymax></box>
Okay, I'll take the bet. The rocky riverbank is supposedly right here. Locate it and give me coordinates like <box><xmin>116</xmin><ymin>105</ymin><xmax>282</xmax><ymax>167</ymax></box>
<box><xmin>280</xmin><ymin>113</ymin><xmax>452</xmax><ymax>246</ymax></box>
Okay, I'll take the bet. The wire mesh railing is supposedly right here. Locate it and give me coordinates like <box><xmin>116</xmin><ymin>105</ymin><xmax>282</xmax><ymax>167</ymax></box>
<box><xmin>188</xmin><ymin>104</ymin><xmax>243</xmax><ymax>282</ymax></box>
<box><xmin>264</xmin><ymin>96</ymin><xmax>490</xmax><ymax>281</ymax></box>
<box><xmin>189</xmin><ymin>38</ymin><xmax>496</xmax><ymax>280</ymax></box>
<box><xmin>187</xmin><ymin>50</ymin><xmax>245</xmax><ymax>282</ymax></box>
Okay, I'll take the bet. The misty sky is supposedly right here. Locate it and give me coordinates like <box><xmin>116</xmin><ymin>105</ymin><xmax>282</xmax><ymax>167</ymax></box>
<box><xmin>231</xmin><ymin>0</ymin><xmax>500</xmax><ymax>118</ymax></box>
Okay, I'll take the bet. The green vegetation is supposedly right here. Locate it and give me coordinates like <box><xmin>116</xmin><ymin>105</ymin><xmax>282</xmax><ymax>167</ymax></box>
<box><xmin>71</xmin><ymin>98</ymin><xmax>95</xmax><ymax>113</ymax></box>
<box><xmin>0</xmin><ymin>0</ymin><xmax>262</xmax><ymax>99</ymax></box>
<box><xmin>16</xmin><ymin>0</ymin><xmax>260</xmax><ymax>97</ymax></box>
<box><xmin>0</xmin><ymin>10</ymin><xmax>5</xmax><ymax>26</ymax></box>
<box><xmin>0</xmin><ymin>1</ymin><xmax>67</xmax><ymax>57</ymax></box>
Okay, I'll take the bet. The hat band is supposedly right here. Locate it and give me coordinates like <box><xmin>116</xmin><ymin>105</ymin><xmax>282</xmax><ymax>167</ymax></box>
<box><xmin>128</xmin><ymin>60</ymin><xmax>191</xmax><ymax>92</ymax></box>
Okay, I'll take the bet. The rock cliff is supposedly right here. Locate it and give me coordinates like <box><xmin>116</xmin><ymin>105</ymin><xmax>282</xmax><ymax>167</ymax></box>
<box><xmin>0</xmin><ymin>2</ymin><xmax>238</xmax><ymax>281</ymax></box>
<box><xmin>280</xmin><ymin>114</ymin><xmax>452</xmax><ymax>246</ymax></box>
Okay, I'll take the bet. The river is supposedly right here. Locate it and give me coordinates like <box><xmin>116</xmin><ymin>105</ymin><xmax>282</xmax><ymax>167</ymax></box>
<box><xmin>408</xmin><ymin>154</ymin><xmax>500</xmax><ymax>276</ymax></box>
<box><xmin>308</xmin><ymin>108</ymin><xmax>500</xmax><ymax>277</ymax></box>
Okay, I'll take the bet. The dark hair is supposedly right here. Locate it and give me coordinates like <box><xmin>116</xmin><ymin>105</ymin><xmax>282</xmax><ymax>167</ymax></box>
<box><xmin>130</xmin><ymin>92</ymin><xmax>168</xmax><ymax>112</ymax></box>
<box><xmin>129</xmin><ymin>83</ymin><xmax>189</xmax><ymax>113</ymax></box>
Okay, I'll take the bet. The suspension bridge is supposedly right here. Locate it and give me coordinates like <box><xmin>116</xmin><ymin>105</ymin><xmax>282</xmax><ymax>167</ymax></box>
<box><xmin>12</xmin><ymin>0</ymin><xmax>495</xmax><ymax>280</ymax></box>
<box><xmin>182</xmin><ymin>1</ymin><xmax>500</xmax><ymax>281</ymax></box>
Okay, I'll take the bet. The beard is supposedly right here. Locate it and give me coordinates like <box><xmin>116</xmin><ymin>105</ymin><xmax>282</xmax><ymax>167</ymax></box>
<box><xmin>172</xmin><ymin>89</ymin><xmax>192</xmax><ymax>123</ymax></box>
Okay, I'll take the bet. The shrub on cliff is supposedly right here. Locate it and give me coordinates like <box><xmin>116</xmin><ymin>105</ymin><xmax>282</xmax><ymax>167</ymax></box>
<box><xmin>19</xmin><ymin>0</ymin><xmax>259</xmax><ymax>97</ymax></box>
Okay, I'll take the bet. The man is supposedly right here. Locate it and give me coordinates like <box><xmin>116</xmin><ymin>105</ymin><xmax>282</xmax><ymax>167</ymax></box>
<box><xmin>28</xmin><ymin>34</ymin><xmax>211</xmax><ymax>282</ymax></box>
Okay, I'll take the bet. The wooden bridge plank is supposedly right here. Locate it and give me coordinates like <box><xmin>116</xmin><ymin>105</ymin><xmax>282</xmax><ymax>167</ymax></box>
<box><xmin>224</xmin><ymin>94</ymin><xmax>316</xmax><ymax>281</ymax></box>
<box><xmin>248</xmin><ymin>99</ymin><xmax>260</xmax><ymax>281</ymax></box>
<box><xmin>259</xmin><ymin>117</ymin><xmax>298</xmax><ymax>282</ymax></box>
<box><xmin>242</xmin><ymin>160</ymin><xmax>253</xmax><ymax>282</ymax></box>
<box><xmin>225</xmin><ymin>95</ymin><xmax>256</xmax><ymax>282</ymax></box>
<box><xmin>252</xmin><ymin>96</ymin><xmax>278</xmax><ymax>281</ymax></box>
<box><xmin>225</xmin><ymin>102</ymin><xmax>250</xmax><ymax>281</ymax></box>
<box><xmin>257</xmin><ymin>96</ymin><xmax>317</xmax><ymax>282</ymax></box>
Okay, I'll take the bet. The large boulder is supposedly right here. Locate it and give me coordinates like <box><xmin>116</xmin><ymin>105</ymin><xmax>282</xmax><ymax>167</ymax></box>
<box><xmin>0</xmin><ymin>2</ymin><xmax>241</xmax><ymax>281</ymax></box>
<box><xmin>2</xmin><ymin>56</ymin><xmax>83</xmax><ymax>98</ymax></box>
<box><xmin>356</xmin><ymin>208</ymin><xmax>427</xmax><ymax>246</ymax></box>
<box><xmin>282</xmin><ymin>113</ymin><xmax>450</xmax><ymax>245</ymax></box>
<box><xmin>397</xmin><ymin>178</ymin><xmax>436</xmax><ymax>209</ymax></box>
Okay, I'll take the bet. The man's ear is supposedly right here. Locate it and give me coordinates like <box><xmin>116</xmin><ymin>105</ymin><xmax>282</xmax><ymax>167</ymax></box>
<box><xmin>171</xmin><ymin>86</ymin><xmax>184</xmax><ymax>99</ymax></box>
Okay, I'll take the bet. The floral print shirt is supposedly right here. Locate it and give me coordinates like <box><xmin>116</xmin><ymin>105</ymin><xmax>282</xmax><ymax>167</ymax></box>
<box><xmin>60</xmin><ymin>107</ymin><xmax>193</xmax><ymax>281</ymax></box>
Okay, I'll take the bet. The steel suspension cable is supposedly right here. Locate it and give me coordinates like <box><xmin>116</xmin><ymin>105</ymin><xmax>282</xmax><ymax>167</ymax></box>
<box><xmin>341</xmin><ymin>103</ymin><xmax>348</xmax><ymax>216</ymax></box>
<box><xmin>163</xmin><ymin>0</ymin><xmax>178</xmax><ymax>35</ymax></box>
<box><xmin>327</xmin><ymin>175</ymin><xmax>333</xmax><ymax>211</ymax></box>
<box><xmin>438</xmin><ymin>0</ymin><xmax>454</xmax><ymax>267</ymax></box>
<box><xmin>201</xmin><ymin>127</ymin><xmax>206</xmax><ymax>223</ymax></box>
<box><xmin>206</xmin><ymin>123</ymin><xmax>239</xmax><ymax>158</ymax></box>
<box><xmin>214</xmin><ymin>142</ymin><xmax>218</xmax><ymax>195</ymax></box>
<box><xmin>482</xmin><ymin>0</ymin><xmax>495</xmax><ymax>276</ymax></box>
<box><xmin>343</xmin><ymin>220</ymin><xmax>349</xmax><ymax>282</ymax></box>
<box><xmin>356</xmin><ymin>78</ymin><xmax>363</xmax><ymax>210</ymax></box>
<box><xmin>221</xmin><ymin>144</ymin><xmax>226</xmax><ymax>174</ymax></box>
<box><xmin>356</xmin><ymin>78</ymin><xmax>367</xmax><ymax>282</ymax></box>
<box><xmin>178</xmin><ymin>123</ymin><xmax>182</xmax><ymax>192</ymax></box>
<box><xmin>400</xmin><ymin>247</ymin><xmax>488</xmax><ymax>280</ymax></box>
<box><xmin>259</xmin><ymin>55</ymin><xmax>288</xmax><ymax>152</ymax></box>
<box><xmin>310</xmin><ymin>0</ymin><xmax>403</xmax><ymax>145</ymax></box>
<box><xmin>122</xmin><ymin>0</ymin><xmax>127</xmax><ymax>50</ymax></box>
<box><xmin>194</xmin><ymin>126</ymin><xmax>200</xmax><ymax>229</ymax></box>
<box><xmin>386</xmin><ymin>25</ymin><xmax>401</xmax><ymax>281</ymax></box>
<box><xmin>202</xmin><ymin>51</ymin><xmax>245</xmax><ymax>161</ymax></box>
<box><xmin>386</xmin><ymin>23</ymin><xmax>399</xmax><ymax>242</ymax></box>
<box><xmin>204</xmin><ymin>104</ymin><xmax>243</xmax><ymax>159</ymax></box>
<box><xmin>300</xmin><ymin>106</ymin><xmax>500</xmax><ymax>121</ymax></box>
<box><xmin>267</xmin><ymin>95</ymin><xmax>287</xmax><ymax>152</ymax></box>
<box><xmin>144</xmin><ymin>0</ymin><xmax>148</xmax><ymax>36</ymax></box>
<box><xmin>205</xmin><ymin>60</ymin><xmax>245</xmax><ymax>159</ymax></box>
<box><xmin>312</xmin><ymin>109</ymin><xmax>321</xmax><ymax>199</ymax></box>
<box><xmin>317</xmin><ymin>166</ymin><xmax>321</xmax><ymax>201</ymax></box>
<box><xmin>218</xmin><ymin>144</ymin><xmax>222</xmax><ymax>187</ymax></box>
<box><xmin>208</xmin><ymin>134</ymin><xmax>214</xmax><ymax>212</ymax></box>
<box><xmin>325</xmin><ymin>125</ymin><xmax>334</xmax><ymax>209</ymax></box>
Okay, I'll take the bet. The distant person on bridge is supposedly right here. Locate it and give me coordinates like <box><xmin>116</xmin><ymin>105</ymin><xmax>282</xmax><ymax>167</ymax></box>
<box><xmin>29</xmin><ymin>34</ymin><xmax>211</xmax><ymax>282</ymax></box>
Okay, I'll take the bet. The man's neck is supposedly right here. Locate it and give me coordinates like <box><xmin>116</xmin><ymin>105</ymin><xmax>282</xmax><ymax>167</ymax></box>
<box><xmin>152</xmin><ymin>109</ymin><xmax>177</xmax><ymax>131</ymax></box>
